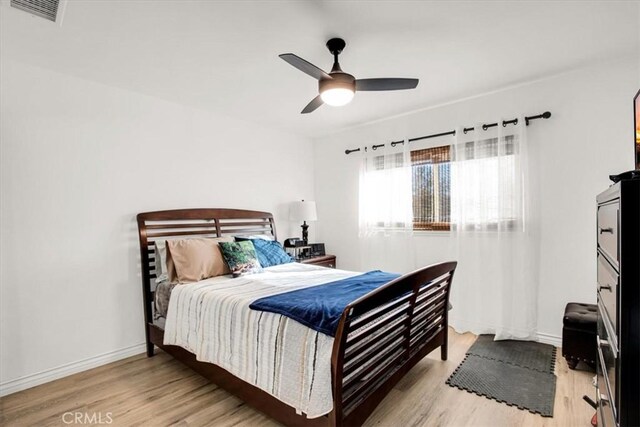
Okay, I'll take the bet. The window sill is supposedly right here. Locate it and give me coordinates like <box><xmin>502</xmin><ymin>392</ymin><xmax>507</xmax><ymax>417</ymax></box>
<box><xmin>361</xmin><ymin>228</ymin><xmax>452</xmax><ymax>237</ymax></box>
<box><xmin>412</xmin><ymin>230</ymin><xmax>452</xmax><ymax>237</ymax></box>
<box><xmin>361</xmin><ymin>229</ymin><xmax>520</xmax><ymax>237</ymax></box>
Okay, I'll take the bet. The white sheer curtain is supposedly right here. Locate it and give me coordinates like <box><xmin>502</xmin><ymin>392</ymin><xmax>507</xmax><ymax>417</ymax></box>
<box><xmin>358</xmin><ymin>141</ymin><xmax>413</xmax><ymax>235</ymax></box>
<box><xmin>448</xmin><ymin>118</ymin><xmax>540</xmax><ymax>340</ymax></box>
<box><xmin>358</xmin><ymin>141</ymin><xmax>415</xmax><ymax>272</ymax></box>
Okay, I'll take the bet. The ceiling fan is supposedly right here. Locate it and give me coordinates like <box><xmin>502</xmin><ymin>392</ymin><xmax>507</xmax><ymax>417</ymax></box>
<box><xmin>280</xmin><ymin>38</ymin><xmax>419</xmax><ymax>114</ymax></box>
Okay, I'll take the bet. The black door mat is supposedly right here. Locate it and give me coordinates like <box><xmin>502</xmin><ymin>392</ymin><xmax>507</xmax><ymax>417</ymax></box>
<box><xmin>446</xmin><ymin>335</ymin><xmax>557</xmax><ymax>417</ymax></box>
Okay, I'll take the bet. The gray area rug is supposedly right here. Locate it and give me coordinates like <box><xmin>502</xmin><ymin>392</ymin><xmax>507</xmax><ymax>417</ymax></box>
<box><xmin>446</xmin><ymin>334</ymin><xmax>557</xmax><ymax>417</ymax></box>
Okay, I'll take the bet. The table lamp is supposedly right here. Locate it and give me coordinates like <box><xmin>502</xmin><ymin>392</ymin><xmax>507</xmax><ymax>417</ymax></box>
<box><xmin>289</xmin><ymin>200</ymin><xmax>317</xmax><ymax>245</ymax></box>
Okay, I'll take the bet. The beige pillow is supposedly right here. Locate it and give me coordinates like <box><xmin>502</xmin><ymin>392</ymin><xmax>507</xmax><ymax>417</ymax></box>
<box><xmin>154</xmin><ymin>237</ymin><xmax>198</xmax><ymax>283</ymax></box>
<box><xmin>166</xmin><ymin>237</ymin><xmax>233</xmax><ymax>283</ymax></box>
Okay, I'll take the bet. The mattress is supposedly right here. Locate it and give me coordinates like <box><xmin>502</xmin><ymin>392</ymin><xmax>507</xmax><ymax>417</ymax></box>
<box><xmin>162</xmin><ymin>263</ymin><xmax>359</xmax><ymax>418</ymax></box>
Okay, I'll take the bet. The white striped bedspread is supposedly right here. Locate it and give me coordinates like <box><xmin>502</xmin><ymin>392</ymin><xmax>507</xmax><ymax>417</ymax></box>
<box><xmin>163</xmin><ymin>262</ymin><xmax>360</xmax><ymax>418</ymax></box>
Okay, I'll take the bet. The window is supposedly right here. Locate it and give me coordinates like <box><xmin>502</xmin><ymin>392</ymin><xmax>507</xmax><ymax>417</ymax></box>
<box><xmin>411</xmin><ymin>146</ymin><xmax>451</xmax><ymax>231</ymax></box>
<box><xmin>359</xmin><ymin>135</ymin><xmax>521</xmax><ymax>233</ymax></box>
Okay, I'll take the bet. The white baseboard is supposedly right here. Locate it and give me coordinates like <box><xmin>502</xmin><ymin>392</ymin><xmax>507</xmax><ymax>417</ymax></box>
<box><xmin>450</xmin><ymin>320</ymin><xmax>563</xmax><ymax>348</ymax></box>
<box><xmin>536</xmin><ymin>332</ymin><xmax>562</xmax><ymax>348</ymax></box>
<box><xmin>0</xmin><ymin>342</ymin><xmax>146</xmax><ymax>397</ymax></box>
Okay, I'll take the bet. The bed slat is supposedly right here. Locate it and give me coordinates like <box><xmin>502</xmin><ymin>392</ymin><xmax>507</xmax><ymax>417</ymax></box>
<box><xmin>145</xmin><ymin>222</ymin><xmax>218</xmax><ymax>230</ymax></box>
<box><xmin>146</xmin><ymin>229</ymin><xmax>220</xmax><ymax>238</ymax></box>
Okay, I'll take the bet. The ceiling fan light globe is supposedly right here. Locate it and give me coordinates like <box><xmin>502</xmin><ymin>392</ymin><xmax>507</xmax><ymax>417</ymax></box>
<box><xmin>320</xmin><ymin>88</ymin><xmax>354</xmax><ymax>106</ymax></box>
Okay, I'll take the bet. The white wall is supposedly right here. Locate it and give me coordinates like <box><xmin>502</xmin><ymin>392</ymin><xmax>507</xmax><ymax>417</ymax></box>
<box><xmin>313</xmin><ymin>56</ymin><xmax>639</xmax><ymax>343</ymax></box>
<box><xmin>0</xmin><ymin>59</ymin><xmax>315</xmax><ymax>393</ymax></box>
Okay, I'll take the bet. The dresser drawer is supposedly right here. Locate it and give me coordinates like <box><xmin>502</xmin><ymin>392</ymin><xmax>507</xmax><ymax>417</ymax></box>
<box><xmin>597</xmin><ymin>201</ymin><xmax>619</xmax><ymax>269</ymax></box>
<box><xmin>597</xmin><ymin>253</ymin><xmax>618</xmax><ymax>332</ymax></box>
<box><xmin>597</xmin><ymin>351</ymin><xmax>618</xmax><ymax>427</ymax></box>
<box><xmin>597</xmin><ymin>334</ymin><xmax>618</xmax><ymax>416</ymax></box>
<box><xmin>597</xmin><ymin>302</ymin><xmax>618</xmax><ymax>414</ymax></box>
<box><xmin>598</xmin><ymin>393</ymin><xmax>617</xmax><ymax>427</ymax></box>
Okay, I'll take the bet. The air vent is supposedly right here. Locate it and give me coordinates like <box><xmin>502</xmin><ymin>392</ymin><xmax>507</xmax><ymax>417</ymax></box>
<box><xmin>11</xmin><ymin>0</ymin><xmax>61</xmax><ymax>22</ymax></box>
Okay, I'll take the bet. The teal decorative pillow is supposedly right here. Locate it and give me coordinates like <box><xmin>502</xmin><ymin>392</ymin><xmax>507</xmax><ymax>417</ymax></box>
<box><xmin>219</xmin><ymin>241</ymin><xmax>263</xmax><ymax>277</ymax></box>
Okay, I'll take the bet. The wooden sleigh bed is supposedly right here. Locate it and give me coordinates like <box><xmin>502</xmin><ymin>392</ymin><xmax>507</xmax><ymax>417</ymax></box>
<box><xmin>137</xmin><ymin>208</ymin><xmax>456</xmax><ymax>427</ymax></box>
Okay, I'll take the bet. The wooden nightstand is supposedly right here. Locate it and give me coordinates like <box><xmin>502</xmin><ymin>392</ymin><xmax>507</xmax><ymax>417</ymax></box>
<box><xmin>300</xmin><ymin>254</ymin><xmax>336</xmax><ymax>269</ymax></box>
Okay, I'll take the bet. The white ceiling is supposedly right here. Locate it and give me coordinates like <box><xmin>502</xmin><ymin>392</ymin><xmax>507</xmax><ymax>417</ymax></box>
<box><xmin>1</xmin><ymin>1</ymin><xmax>638</xmax><ymax>138</ymax></box>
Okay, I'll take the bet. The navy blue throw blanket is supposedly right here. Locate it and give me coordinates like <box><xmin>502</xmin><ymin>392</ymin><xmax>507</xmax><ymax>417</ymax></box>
<box><xmin>249</xmin><ymin>270</ymin><xmax>400</xmax><ymax>336</ymax></box>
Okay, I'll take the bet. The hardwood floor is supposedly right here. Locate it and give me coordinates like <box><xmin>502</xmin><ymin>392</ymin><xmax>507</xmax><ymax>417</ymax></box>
<box><xmin>0</xmin><ymin>329</ymin><xmax>595</xmax><ymax>427</ymax></box>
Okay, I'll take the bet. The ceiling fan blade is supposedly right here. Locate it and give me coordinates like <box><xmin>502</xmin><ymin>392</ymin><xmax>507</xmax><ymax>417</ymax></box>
<box><xmin>279</xmin><ymin>53</ymin><xmax>332</xmax><ymax>81</ymax></box>
<box><xmin>355</xmin><ymin>78</ymin><xmax>419</xmax><ymax>91</ymax></box>
<box><xmin>301</xmin><ymin>95</ymin><xmax>323</xmax><ymax>114</ymax></box>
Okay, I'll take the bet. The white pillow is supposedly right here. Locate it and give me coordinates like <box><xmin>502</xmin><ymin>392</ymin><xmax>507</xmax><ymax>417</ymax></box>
<box><xmin>241</xmin><ymin>234</ymin><xmax>274</xmax><ymax>241</ymax></box>
<box><xmin>154</xmin><ymin>241</ymin><xmax>169</xmax><ymax>284</ymax></box>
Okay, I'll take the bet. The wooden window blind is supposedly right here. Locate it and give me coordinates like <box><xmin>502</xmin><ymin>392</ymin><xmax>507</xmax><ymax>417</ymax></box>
<box><xmin>411</xmin><ymin>145</ymin><xmax>451</xmax><ymax>231</ymax></box>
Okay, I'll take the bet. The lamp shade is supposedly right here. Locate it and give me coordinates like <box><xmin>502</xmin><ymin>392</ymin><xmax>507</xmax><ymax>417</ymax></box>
<box><xmin>320</xmin><ymin>87</ymin><xmax>354</xmax><ymax>106</ymax></box>
<box><xmin>289</xmin><ymin>200</ymin><xmax>317</xmax><ymax>222</ymax></box>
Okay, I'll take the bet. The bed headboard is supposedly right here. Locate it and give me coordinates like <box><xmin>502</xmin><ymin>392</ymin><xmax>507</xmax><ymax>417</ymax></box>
<box><xmin>136</xmin><ymin>208</ymin><xmax>276</xmax><ymax>327</ymax></box>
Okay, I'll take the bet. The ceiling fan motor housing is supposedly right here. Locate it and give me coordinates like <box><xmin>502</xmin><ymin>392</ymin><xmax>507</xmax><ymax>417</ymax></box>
<box><xmin>319</xmin><ymin>72</ymin><xmax>356</xmax><ymax>95</ymax></box>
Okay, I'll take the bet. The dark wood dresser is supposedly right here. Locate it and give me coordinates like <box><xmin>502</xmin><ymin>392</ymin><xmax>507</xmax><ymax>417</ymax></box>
<box><xmin>596</xmin><ymin>177</ymin><xmax>640</xmax><ymax>427</ymax></box>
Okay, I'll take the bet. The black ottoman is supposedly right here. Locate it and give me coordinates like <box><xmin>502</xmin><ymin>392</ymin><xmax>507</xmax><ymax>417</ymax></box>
<box><xmin>562</xmin><ymin>302</ymin><xmax>597</xmax><ymax>369</ymax></box>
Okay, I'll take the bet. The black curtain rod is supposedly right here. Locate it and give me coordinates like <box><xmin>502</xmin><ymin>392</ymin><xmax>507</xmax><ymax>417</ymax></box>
<box><xmin>344</xmin><ymin>111</ymin><xmax>551</xmax><ymax>155</ymax></box>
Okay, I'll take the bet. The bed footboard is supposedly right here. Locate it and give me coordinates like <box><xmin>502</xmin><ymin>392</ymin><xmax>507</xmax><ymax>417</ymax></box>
<box><xmin>330</xmin><ymin>261</ymin><xmax>457</xmax><ymax>427</ymax></box>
